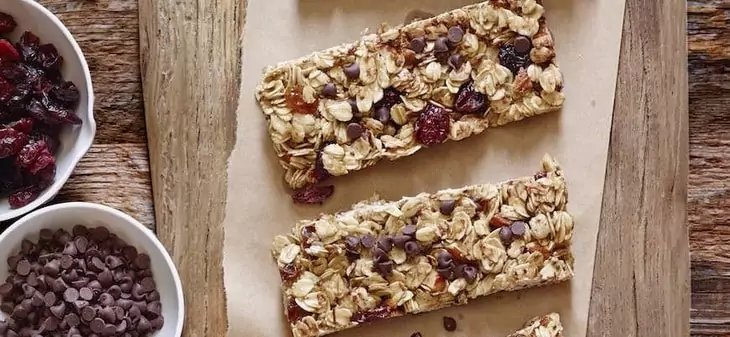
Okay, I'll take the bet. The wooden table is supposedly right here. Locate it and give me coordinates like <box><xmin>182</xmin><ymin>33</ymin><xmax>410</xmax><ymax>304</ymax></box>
<box><xmin>27</xmin><ymin>0</ymin><xmax>691</xmax><ymax>336</ymax></box>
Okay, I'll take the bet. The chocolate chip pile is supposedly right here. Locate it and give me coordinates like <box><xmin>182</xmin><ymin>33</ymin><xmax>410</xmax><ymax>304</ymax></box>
<box><xmin>0</xmin><ymin>226</ymin><xmax>164</xmax><ymax>337</ymax></box>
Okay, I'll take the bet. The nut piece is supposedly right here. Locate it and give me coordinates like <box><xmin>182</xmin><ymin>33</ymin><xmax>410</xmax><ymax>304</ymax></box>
<box><xmin>271</xmin><ymin>156</ymin><xmax>574</xmax><ymax>337</ymax></box>
<box><xmin>254</xmin><ymin>0</ymin><xmax>564</xmax><ymax>190</ymax></box>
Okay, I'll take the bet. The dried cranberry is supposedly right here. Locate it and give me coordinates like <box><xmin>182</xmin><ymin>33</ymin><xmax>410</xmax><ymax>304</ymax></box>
<box><xmin>8</xmin><ymin>186</ymin><xmax>39</xmax><ymax>208</ymax></box>
<box><xmin>498</xmin><ymin>44</ymin><xmax>531</xmax><ymax>74</ymax></box>
<box><xmin>0</xmin><ymin>12</ymin><xmax>17</xmax><ymax>34</ymax></box>
<box><xmin>0</xmin><ymin>128</ymin><xmax>28</xmax><ymax>159</ymax></box>
<box><xmin>16</xmin><ymin>140</ymin><xmax>55</xmax><ymax>175</ymax></box>
<box><xmin>1</xmin><ymin>63</ymin><xmax>25</xmax><ymax>82</ymax></box>
<box><xmin>285</xmin><ymin>299</ymin><xmax>309</xmax><ymax>323</ymax></box>
<box><xmin>0</xmin><ymin>39</ymin><xmax>19</xmax><ymax>62</ymax></box>
<box><xmin>4</xmin><ymin>118</ymin><xmax>34</xmax><ymax>134</ymax></box>
<box><xmin>51</xmin><ymin>82</ymin><xmax>80</xmax><ymax>104</ymax></box>
<box><xmin>374</xmin><ymin>87</ymin><xmax>402</xmax><ymax>110</ymax></box>
<box><xmin>285</xmin><ymin>86</ymin><xmax>319</xmax><ymax>115</ymax></box>
<box><xmin>17</xmin><ymin>32</ymin><xmax>40</xmax><ymax>64</ymax></box>
<box><xmin>29</xmin><ymin>129</ymin><xmax>59</xmax><ymax>154</ymax></box>
<box><xmin>279</xmin><ymin>264</ymin><xmax>300</xmax><ymax>284</ymax></box>
<box><xmin>414</xmin><ymin>103</ymin><xmax>450</xmax><ymax>145</ymax></box>
<box><xmin>37</xmin><ymin>44</ymin><xmax>62</xmax><ymax>71</ymax></box>
<box><xmin>0</xmin><ymin>76</ymin><xmax>14</xmax><ymax>102</ymax></box>
<box><xmin>43</xmin><ymin>96</ymin><xmax>81</xmax><ymax>125</ymax></box>
<box><xmin>351</xmin><ymin>305</ymin><xmax>394</xmax><ymax>323</ymax></box>
<box><xmin>454</xmin><ymin>82</ymin><xmax>487</xmax><ymax>114</ymax></box>
<box><xmin>292</xmin><ymin>185</ymin><xmax>334</xmax><ymax>205</ymax></box>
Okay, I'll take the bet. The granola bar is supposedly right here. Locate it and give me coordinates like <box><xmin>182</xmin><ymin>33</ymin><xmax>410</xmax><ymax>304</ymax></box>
<box><xmin>255</xmin><ymin>0</ymin><xmax>564</xmax><ymax>189</ymax></box>
<box><xmin>271</xmin><ymin>155</ymin><xmax>574</xmax><ymax>337</ymax></box>
<box><xmin>508</xmin><ymin>313</ymin><xmax>564</xmax><ymax>337</ymax></box>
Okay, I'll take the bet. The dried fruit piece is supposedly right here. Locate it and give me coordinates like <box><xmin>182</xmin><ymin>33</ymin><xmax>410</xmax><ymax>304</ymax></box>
<box><xmin>16</xmin><ymin>140</ymin><xmax>55</xmax><ymax>175</ymax></box>
<box><xmin>374</xmin><ymin>87</ymin><xmax>402</xmax><ymax>111</ymax></box>
<box><xmin>4</xmin><ymin>118</ymin><xmax>34</xmax><ymax>134</ymax></box>
<box><xmin>285</xmin><ymin>86</ymin><xmax>318</xmax><ymax>115</ymax></box>
<box><xmin>0</xmin><ymin>128</ymin><xmax>28</xmax><ymax>159</ymax></box>
<box><xmin>292</xmin><ymin>185</ymin><xmax>334</xmax><ymax>205</ymax></box>
<box><xmin>499</xmin><ymin>44</ymin><xmax>531</xmax><ymax>75</ymax></box>
<box><xmin>351</xmin><ymin>304</ymin><xmax>394</xmax><ymax>324</ymax></box>
<box><xmin>0</xmin><ymin>12</ymin><xmax>17</xmax><ymax>34</ymax></box>
<box><xmin>0</xmin><ymin>39</ymin><xmax>20</xmax><ymax>62</ymax></box>
<box><xmin>0</xmin><ymin>75</ymin><xmax>15</xmax><ymax>102</ymax></box>
<box><xmin>37</xmin><ymin>44</ymin><xmax>62</xmax><ymax>71</ymax></box>
<box><xmin>9</xmin><ymin>186</ymin><xmax>39</xmax><ymax>208</ymax></box>
<box><xmin>414</xmin><ymin>103</ymin><xmax>450</xmax><ymax>145</ymax></box>
<box><xmin>17</xmin><ymin>32</ymin><xmax>41</xmax><ymax>64</ymax></box>
<box><xmin>454</xmin><ymin>81</ymin><xmax>487</xmax><ymax>114</ymax></box>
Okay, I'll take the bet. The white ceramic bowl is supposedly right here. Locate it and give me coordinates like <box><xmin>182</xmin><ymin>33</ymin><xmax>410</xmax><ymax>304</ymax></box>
<box><xmin>0</xmin><ymin>203</ymin><xmax>184</xmax><ymax>336</ymax></box>
<box><xmin>0</xmin><ymin>0</ymin><xmax>96</xmax><ymax>221</ymax></box>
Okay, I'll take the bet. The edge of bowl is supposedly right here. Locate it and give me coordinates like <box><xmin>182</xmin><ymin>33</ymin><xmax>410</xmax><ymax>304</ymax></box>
<box><xmin>1</xmin><ymin>202</ymin><xmax>185</xmax><ymax>337</ymax></box>
<box><xmin>0</xmin><ymin>0</ymin><xmax>97</xmax><ymax>222</ymax></box>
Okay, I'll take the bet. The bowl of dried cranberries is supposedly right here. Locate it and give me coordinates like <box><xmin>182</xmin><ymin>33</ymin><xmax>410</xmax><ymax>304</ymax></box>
<box><xmin>0</xmin><ymin>1</ymin><xmax>96</xmax><ymax>221</ymax></box>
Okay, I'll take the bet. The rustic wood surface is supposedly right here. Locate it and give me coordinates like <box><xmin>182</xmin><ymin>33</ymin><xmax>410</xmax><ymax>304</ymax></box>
<box><xmin>17</xmin><ymin>0</ymin><xmax>699</xmax><ymax>336</ymax></box>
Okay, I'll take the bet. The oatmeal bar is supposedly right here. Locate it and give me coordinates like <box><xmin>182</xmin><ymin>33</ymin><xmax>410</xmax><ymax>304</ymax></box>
<box><xmin>271</xmin><ymin>155</ymin><xmax>574</xmax><ymax>337</ymax></box>
<box><xmin>255</xmin><ymin>0</ymin><xmax>564</xmax><ymax>189</ymax></box>
<box><xmin>509</xmin><ymin>313</ymin><xmax>564</xmax><ymax>337</ymax></box>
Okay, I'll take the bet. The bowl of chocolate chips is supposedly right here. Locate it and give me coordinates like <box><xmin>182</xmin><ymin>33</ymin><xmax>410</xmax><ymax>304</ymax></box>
<box><xmin>0</xmin><ymin>202</ymin><xmax>184</xmax><ymax>337</ymax></box>
<box><xmin>0</xmin><ymin>0</ymin><xmax>96</xmax><ymax>221</ymax></box>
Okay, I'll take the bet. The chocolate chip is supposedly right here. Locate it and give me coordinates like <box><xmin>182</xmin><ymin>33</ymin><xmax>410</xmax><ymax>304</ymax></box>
<box><xmin>65</xmin><ymin>312</ymin><xmax>80</xmax><ymax>327</ymax></box>
<box><xmin>87</xmin><ymin>280</ymin><xmax>102</xmax><ymax>290</ymax></box>
<box><xmin>411</xmin><ymin>333</ymin><xmax>422</xmax><ymax>337</ymax></box>
<box><xmin>150</xmin><ymin>316</ymin><xmax>164</xmax><ymax>330</ymax></box>
<box><xmin>513</xmin><ymin>36</ymin><xmax>532</xmax><ymax>54</ymax></box>
<box><xmin>113</xmin><ymin>306</ymin><xmax>125</xmax><ymax>321</ymax></box>
<box><xmin>437</xmin><ymin>266</ymin><xmax>453</xmax><ymax>279</ymax></box>
<box><xmin>103</xmin><ymin>323</ymin><xmax>116</xmax><ymax>336</ymax></box>
<box><xmin>73</xmin><ymin>237</ymin><xmax>88</xmax><ymax>254</ymax></box>
<box><xmin>77</xmin><ymin>287</ymin><xmax>93</xmax><ymax>301</ymax></box>
<box><xmin>134</xmin><ymin>254</ymin><xmax>151</xmax><ymax>270</ymax></box>
<box><xmin>321</xmin><ymin>83</ymin><xmax>338</xmax><ymax>98</ymax></box>
<box><xmin>461</xmin><ymin>265</ymin><xmax>478</xmax><ymax>284</ymax></box>
<box><xmin>41</xmin><ymin>316</ymin><xmax>59</xmax><ymax>331</ymax></box>
<box><xmin>100</xmin><ymin>306</ymin><xmax>115</xmax><ymax>323</ymax></box>
<box><xmin>448</xmin><ymin>53</ymin><xmax>464</xmax><ymax>70</ymax></box>
<box><xmin>62</xmin><ymin>269</ymin><xmax>79</xmax><ymax>284</ymax></box>
<box><xmin>98</xmin><ymin>269</ymin><xmax>113</xmax><ymax>287</ymax></box>
<box><xmin>138</xmin><ymin>316</ymin><xmax>152</xmax><ymax>332</ymax></box>
<box><xmin>116</xmin><ymin>299</ymin><xmax>132</xmax><ymax>311</ymax></box>
<box><xmin>360</xmin><ymin>235</ymin><xmax>376</xmax><ymax>249</ymax></box>
<box><xmin>0</xmin><ymin>301</ymin><xmax>14</xmax><ymax>314</ymax></box>
<box><xmin>377</xmin><ymin>237</ymin><xmax>394</xmax><ymax>252</ymax></box>
<box><xmin>31</xmin><ymin>291</ymin><xmax>44</xmax><ymax>307</ymax></box>
<box><xmin>64</xmin><ymin>287</ymin><xmax>79</xmax><ymax>303</ymax></box>
<box><xmin>90</xmin><ymin>317</ymin><xmax>105</xmax><ymax>333</ymax></box>
<box><xmin>443</xmin><ymin>316</ymin><xmax>457</xmax><ymax>331</ymax></box>
<box><xmin>22</xmin><ymin>283</ymin><xmax>34</xmax><ymax>298</ymax></box>
<box><xmin>44</xmin><ymin>292</ymin><xmax>57</xmax><ymax>307</ymax></box>
<box><xmin>52</xmin><ymin>278</ymin><xmax>68</xmax><ymax>293</ymax></box>
<box><xmin>99</xmin><ymin>293</ymin><xmax>115</xmax><ymax>307</ymax></box>
<box><xmin>20</xmin><ymin>240</ymin><xmax>34</xmax><ymax>255</ymax></box>
<box><xmin>60</xmin><ymin>255</ymin><xmax>74</xmax><ymax>270</ymax></box>
<box><xmin>146</xmin><ymin>301</ymin><xmax>162</xmax><ymax>317</ymax></box>
<box><xmin>447</xmin><ymin>26</ymin><xmax>464</xmax><ymax>44</ymax></box>
<box><xmin>346</xmin><ymin>123</ymin><xmax>364</xmax><ymax>140</ymax></box>
<box><xmin>122</xmin><ymin>246</ymin><xmax>137</xmax><ymax>262</ymax></box>
<box><xmin>392</xmin><ymin>235</ymin><xmax>411</xmax><ymax>249</ymax></box>
<box><xmin>115</xmin><ymin>320</ymin><xmax>128</xmax><ymax>334</ymax></box>
<box><xmin>346</xmin><ymin>98</ymin><xmax>360</xmax><ymax>115</ymax></box>
<box><xmin>499</xmin><ymin>226</ymin><xmax>513</xmax><ymax>242</ymax></box>
<box><xmin>6</xmin><ymin>329</ymin><xmax>17</xmax><ymax>337</ymax></box>
<box><xmin>0</xmin><ymin>321</ymin><xmax>6</xmax><ymax>334</ymax></box>
<box><xmin>72</xmin><ymin>225</ymin><xmax>88</xmax><ymax>237</ymax></box>
<box><xmin>372</xmin><ymin>247</ymin><xmax>388</xmax><ymax>263</ymax></box>
<box><xmin>439</xmin><ymin>199</ymin><xmax>457</xmax><ymax>215</ymax></box>
<box><xmin>402</xmin><ymin>225</ymin><xmax>417</xmax><ymax>237</ymax></box>
<box><xmin>71</xmin><ymin>279</ymin><xmax>89</xmax><ymax>289</ymax></box>
<box><xmin>89</xmin><ymin>257</ymin><xmax>105</xmax><ymax>272</ymax></box>
<box><xmin>410</xmin><ymin>37</ymin><xmax>426</xmax><ymax>53</ymax></box>
<box><xmin>437</xmin><ymin>251</ymin><xmax>453</xmax><ymax>268</ymax></box>
<box><xmin>510</xmin><ymin>221</ymin><xmax>527</xmax><ymax>237</ymax></box>
<box><xmin>375</xmin><ymin>106</ymin><xmax>391</xmax><ymax>124</ymax></box>
<box><xmin>108</xmin><ymin>285</ymin><xmax>123</xmax><ymax>299</ymax></box>
<box><xmin>91</xmin><ymin>227</ymin><xmax>110</xmax><ymax>242</ymax></box>
<box><xmin>105</xmin><ymin>256</ymin><xmax>124</xmax><ymax>270</ymax></box>
<box><xmin>404</xmin><ymin>241</ymin><xmax>421</xmax><ymax>256</ymax></box>
<box><xmin>344</xmin><ymin>236</ymin><xmax>360</xmax><ymax>252</ymax></box>
<box><xmin>16</xmin><ymin>260</ymin><xmax>31</xmax><ymax>276</ymax></box>
<box><xmin>81</xmin><ymin>306</ymin><xmax>96</xmax><ymax>322</ymax></box>
<box><xmin>39</xmin><ymin>228</ymin><xmax>54</xmax><ymax>242</ymax></box>
<box><xmin>344</xmin><ymin>63</ymin><xmax>360</xmax><ymax>80</ymax></box>
<box><xmin>434</xmin><ymin>37</ymin><xmax>449</xmax><ymax>53</ymax></box>
<box><xmin>146</xmin><ymin>290</ymin><xmax>160</xmax><ymax>302</ymax></box>
<box><xmin>128</xmin><ymin>305</ymin><xmax>141</xmax><ymax>318</ymax></box>
<box><xmin>0</xmin><ymin>282</ymin><xmax>13</xmax><ymax>296</ymax></box>
<box><xmin>11</xmin><ymin>306</ymin><xmax>28</xmax><ymax>319</ymax></box>
<box><xmin>375</xmin><ymin>261</ymin><xmax>394</xmax><ymax>277</ymax></box>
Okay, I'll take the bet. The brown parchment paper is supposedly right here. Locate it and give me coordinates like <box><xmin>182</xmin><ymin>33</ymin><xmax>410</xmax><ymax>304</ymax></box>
<box><xmin>223</xmin><ymin>1</ymin><xmax>626</xmax><ymax>336</ymax></box>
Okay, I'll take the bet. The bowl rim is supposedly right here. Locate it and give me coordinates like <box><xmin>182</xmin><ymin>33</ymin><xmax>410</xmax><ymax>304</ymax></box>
<box><xmin>1</xmin><ymin>202</ymin><xmax>185</xmax><ymax>337</ymax></box>
<box><xmin>0</xmin><ymin>0</ymin><xmax>98</xmax><ymax>222</ymax></box>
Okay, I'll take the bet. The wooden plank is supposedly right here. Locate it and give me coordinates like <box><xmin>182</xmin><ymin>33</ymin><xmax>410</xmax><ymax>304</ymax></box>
<box><xmin>137</xmin><ymin>0</ymin><xmax>243</xmax><ymax>336</ymax></box>
<box><xmin>688</xmin><ymin>0</ymin><xmax>730</xmax><ymax>335</ymax></box>
<box><xmin>587</xmin><ymin>0</ymin><xmax>690</xmax><ymax>336</ymax></box>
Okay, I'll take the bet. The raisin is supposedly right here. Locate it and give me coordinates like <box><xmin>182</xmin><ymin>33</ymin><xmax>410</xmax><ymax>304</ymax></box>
<box><xmin>454</xmin><ymin>82</ymin><xmax>487</xmax><ymax>114</ymax></box>
<box><xmin>0</xmin><ymin>12</ymin><xmax>17</xmax><ymax>34</ymax></box>
<box><xmin>351</xmin><ymin>305</ymin><xmax>394</xmax><ymax>323</ymax></box>
<box><xmin>414</xmin><ymin>103</ymin><xmax>450</xmax><ymax>145</ymax></box>
<box><xmin>291</xmin><ymin>185</ymin><xmax>334</xmax><ymax>205</ymax></box>
<box><xmin>16</xmin><ymin>140</ymin><xmax>55</xmax><ymax>175</ymax></box>
<box><xmin>0</xmin><ymin>39</ymin><xmax>20</xmax><ymax>62</ymax></box>
<box><xmin>43</xmin><ymin>96</ymin><xmax>81</xmax><ymax>125</ymax></box>
<box><xmin>51</xmin><ymin>82</ymin><xmax>80</xmax><ymax>104</ymax></box>
<box><xmin>17</xmin><ymin>32</ymin><xmax>40</xmax><ymax>64</ymax></box>
<box><xmin>4</xmin><ymin>118</ymin><xmax>34</xmax><ymax>134</ymax></box>
<box><xmin>498</xmin><ymin>44</ymin><xmax>531</xmax><ymax>74</ymax></box>
<box><xmin>0</xmin><ymin>128</ymin><xmax>28</xmax><ymax>159</ymax></box>
<box><xmin>8</xmin><ymin>186</ymin><xmax>40</xmax><ymax>208</ymax></box>
<box><xmin>37</xmin><ymin>44</ymin><xmax>62</xmax><ymax>71</ymax></box>
<box><xmin>0</xmin><ymin>76</ymin><xmax>14</xmax><ymax>102</ymax></box>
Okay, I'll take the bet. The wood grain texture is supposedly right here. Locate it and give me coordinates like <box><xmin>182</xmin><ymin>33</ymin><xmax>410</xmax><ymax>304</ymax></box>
<box><xmin>688</xmin><ymin>0</ymin><xmax>730</xmax><ymax>335</ymax></box>
<box><xmin>36</xmin><ymin>0</ymin><xmax>154</xmax><ymax>228</ymax></box>
<box><xmin>138</xmin><ymin>0</ymin><xmax>243</xmax><ymax>336</ymax></box>
<box><xmin>587</xmin><ymin>0</ymin><xmax>690</xmax><ymax>336</ymax></box>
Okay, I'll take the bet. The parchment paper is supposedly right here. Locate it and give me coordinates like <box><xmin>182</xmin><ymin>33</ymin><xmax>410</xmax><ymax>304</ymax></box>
<box><xmin>223</xmin><ymin>1</ymin><xmax>626</xmax><ymax>336</ymax></box>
